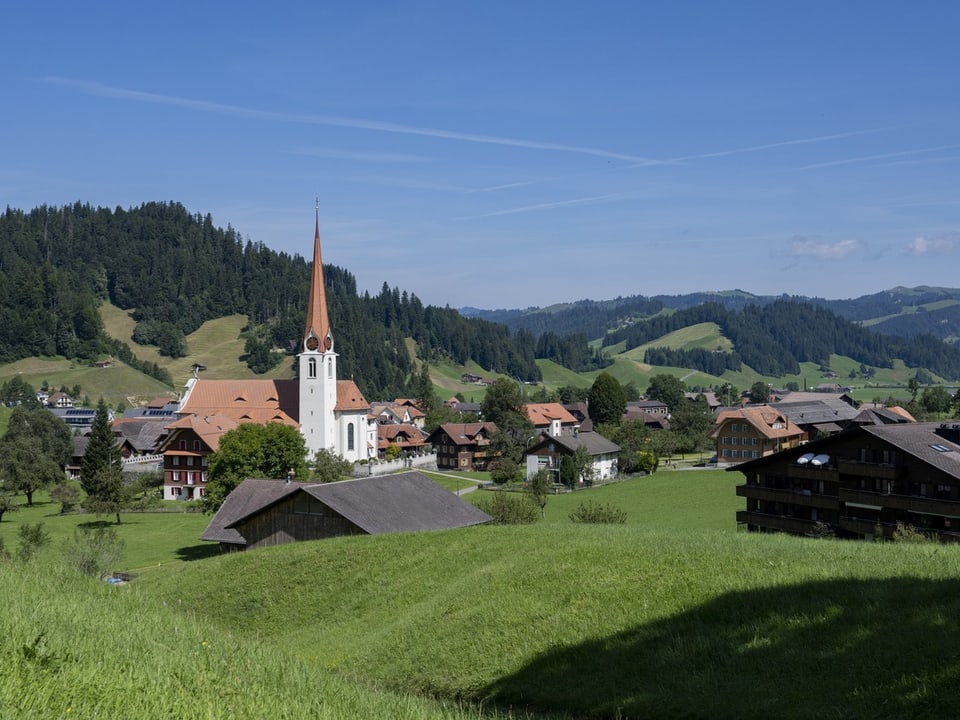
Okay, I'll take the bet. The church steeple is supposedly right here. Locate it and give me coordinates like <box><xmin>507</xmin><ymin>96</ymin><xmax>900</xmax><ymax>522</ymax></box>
<box><xmin>303</xmin><ymin>200</ymin><xmax>333</xmax><ymax>352</ymax></box>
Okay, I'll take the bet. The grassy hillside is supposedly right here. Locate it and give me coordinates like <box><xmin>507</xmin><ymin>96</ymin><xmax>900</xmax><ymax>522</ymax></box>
<box><xmin>5</xmin><ymin>471</ymin><xmax>960</xmax><ymax>718</ymax></box>
<box><xmin>140</xmin><ymin>518</ymin><xmax>960</xmax><ymax>719</ymax></box>
<box><xmin>0</xmin><ymin>357</ymin><xmax>174</xmax><ymax>407</ymax></box>
<box><xmin>101</xmin><ymin>303</ymin><xmax>294</xmax><ymax>387</ymax></box>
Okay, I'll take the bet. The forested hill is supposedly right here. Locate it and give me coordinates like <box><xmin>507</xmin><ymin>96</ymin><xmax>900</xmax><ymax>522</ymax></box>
<box><xmin>604</xmin><ymin>301</ymin><xmax>960</xmax><ymax>380</ymax></box>
<box><xmin>0</xmin><ymin>202</ymin><xmax>545</xmax><ymax>398</ymax></box>
<box><xmin>464</xmin><ymin>287</ymin><xmax>960</xmax><ymax>346</ymax></box>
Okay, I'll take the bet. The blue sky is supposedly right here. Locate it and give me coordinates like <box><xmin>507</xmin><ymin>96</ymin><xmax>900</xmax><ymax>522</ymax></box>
<box><xmin>3</xmin><ymin>1</ymin><xmax>959</xmax><ymax>309</ymax></box>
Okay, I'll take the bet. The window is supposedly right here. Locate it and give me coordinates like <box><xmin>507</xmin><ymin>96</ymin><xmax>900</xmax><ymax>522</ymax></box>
<box><xmin>347</xmin><ymin>423</ymin><xmax>355</xmax><ymax>451</ymax></box>
<box><xmin>172</xmin><ymin>456</ymin><xmax>180</xmax><ymax>466</ymax></box>
<box><xmin>186</xmin><ymin>456</ymin><xmax>194</xmax><ymax>467</ymax></box>
<box><xmin>172</xmin><ymin>487</ymin><xmax>182</xmax><ymax>496</ymax></box>
<box><xmin>172</xmin><ymin>471</ymin><xmax>181</xmax><ymax>482</ymax></box>
<box><xmin>308</xmin><ymin>357</ymin><xmax>317</xmax><ymax>378</ymax></box>
<box><xmin>194</xmin><ymin>440</ymin><xmax>201</xmax><ymax>450</ymax></box>
<box><xmin>179</xmin><ymin>439</ymin><xmax>186</xmax><ymax>450</ymax></box>
<box><xmin>328</xmin><ymin>358</ymin><xmax>333</xmax><ymax>378</ymax></box>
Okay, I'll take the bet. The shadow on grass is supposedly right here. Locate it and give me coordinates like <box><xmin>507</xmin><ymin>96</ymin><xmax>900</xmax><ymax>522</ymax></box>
<box><xmin>481</xmin><ymin>577</ymin><xmax>960</xmax><ymax>720</ymax></box>
<box><xmin>175</xmin><ymin>543</ymin><xmax>220</xmax><ymax>562</ymax></box>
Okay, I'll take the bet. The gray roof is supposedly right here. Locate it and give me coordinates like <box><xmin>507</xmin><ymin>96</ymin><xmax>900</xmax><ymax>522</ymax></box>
<box><xmin>852</xmin><ymin>407</ymin><xmax>913</xmax><ymax>425</ymax></box>
<box><xmin>201</xmin><ymin>478</ymin><xmax>302</xmax><ymax>545</ymax></box>
<box><xmin>114</xmin><ymin>419</ymin><xmax>169</xmax><ymax>452</ymax></box>
<box><xmin>770</xmin><ymin>398</ymin><xmax>860</xmax><ymax>425</ymax></box>
<box><xmin>862</xmin><ymin>422</ymin><xmax>960</xmax><ymax>479</ymax></box>
<box><xmin>528</xmin><ymin>431</ymin><xmax>620</xmax><ymax>456</ymax></box>
<box><xmin>201</xmin><ymin>471</ymin><xmax>491</xmax><ymax>545</ymax></box>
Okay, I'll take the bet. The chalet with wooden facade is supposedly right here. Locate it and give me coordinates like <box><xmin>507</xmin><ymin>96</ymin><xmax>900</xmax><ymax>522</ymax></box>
<box><xmin>734</xmin><ymin>422</ymin><xmax>960</xmax><ymax>542</ymax></box>
<box><xmin>427</xmin><ymin>422</ymin><xmax>498</xmax><ymax>471</ymax></box>
<box><xmin>711</xmin><ymin>406</ymin><xmax>805</xmax><ymax>465</ymax></box>
<box><xmin>201</xmin><ymin>471</ymin><xmax>491</xmax><ymax>551</ymax></box>
<box><xmin>377</xmin><ymin>423</ymin><xmax>430</xmax><ymax>457</ymax></box>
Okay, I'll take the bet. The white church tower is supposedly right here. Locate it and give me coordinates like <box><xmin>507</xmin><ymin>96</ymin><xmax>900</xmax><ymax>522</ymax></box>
<box><xmin>298</xmin><ymin>204</ymin><xmax>338</xmax><ymax>457</ymax></box>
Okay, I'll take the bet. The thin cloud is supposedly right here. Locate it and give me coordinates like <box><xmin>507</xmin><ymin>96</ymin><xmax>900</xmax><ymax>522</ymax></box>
<box><xmin>906</xmin><ymin>235</ymin><xmax>956</xmax><ymax>255</ymax></box>
<box><xmin>794</xmin><ymin>144</ymin><xmax>960</xmax><ymax>171</ymax></box>
<box><xmin>621</xmin><ymin>129</ymin><xmax>883</xmax><ymax>169</ymax></box>
<box><xmin>43</xmin><ymin>77</ymin><xmax>658</xmax><ymax>164</ymax></box>
<box><xmin>457</xmin><ymin>192</ymin><xmax>633</xmax><ymax>220</ymax></box>
<box><xmin>790</xmin><ymin>237</ymin><xmax>863</xmax><ymax>259</ymax></box>
<box><xmin>291</xmin><ymin>147</ymin><xmax>430</xmax><ymax>163</ymax></box>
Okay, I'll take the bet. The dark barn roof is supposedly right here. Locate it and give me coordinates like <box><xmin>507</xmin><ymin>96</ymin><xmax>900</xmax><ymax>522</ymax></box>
<box><xmin>201</xmin><ymin>471</ymin><xmax>491</xmax><ymax>546</ymax></box>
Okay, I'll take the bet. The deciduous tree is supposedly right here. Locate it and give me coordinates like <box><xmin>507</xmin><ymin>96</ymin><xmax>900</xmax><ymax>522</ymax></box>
<box><xmin>646</xmin><ymin>374</ymin><xmax>686</xmax><ymax>412</ymax></box>
<box><xmin>588</xmin><ymin>372</ymin><xmax>626</xmax><ymax>427</ymax></box>
<box><xmin>203</xmin><ymin>423</ymin><xmax>308</xmax><ymax>512</ymax></box>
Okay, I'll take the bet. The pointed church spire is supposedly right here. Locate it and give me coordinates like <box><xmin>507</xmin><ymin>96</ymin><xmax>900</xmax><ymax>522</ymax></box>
<box><xmin>303</xmin><ymin>200</ymin><xmax>333</xmax><ymax>352</ymax></box>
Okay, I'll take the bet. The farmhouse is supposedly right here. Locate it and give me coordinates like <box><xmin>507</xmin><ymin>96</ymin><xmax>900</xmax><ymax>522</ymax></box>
<box><xmin>201</xmin><ymin>471</ymin><xmax>491</xmax><ymax>551</ymax></box>
<box><xmin>734</xmin><ymin>422</ymin><xmax>960</xmax><ymax>542</ymax></box>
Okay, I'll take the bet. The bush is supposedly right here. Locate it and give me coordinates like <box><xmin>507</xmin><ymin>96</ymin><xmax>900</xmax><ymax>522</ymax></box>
<box><xmin>50</xmin><ymin>482</ymin><xmax>80</xmax><ymax>514</ymax></box>
<box><xmin>64</xmin><ymin>526</ymin><xmax>126</xmax><ymax>578</ymax></box>
<box><xmin>475</xmin><ymin>489</ymin><xmax>540</xmax><ymax>524</ymax></box>
<box><xmin>568</xmin><ymin>501</ymin><xmax>627</xmax><ymax>524</ymax></box>
<box><xmin>892</xmin><ymin>522</ymin><xmax>936</xmax><ymax>544</ymax></box>
<box><xmin>17</xmin><ymin>523</ymin><xmax>51</xmax><ymax>561</ymax></box>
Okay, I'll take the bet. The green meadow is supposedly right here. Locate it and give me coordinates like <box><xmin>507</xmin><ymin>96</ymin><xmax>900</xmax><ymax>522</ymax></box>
<box><xmin>4</xmin><ymin>470</ymin><xmax>960</xmax><ymax>718</ymax></box>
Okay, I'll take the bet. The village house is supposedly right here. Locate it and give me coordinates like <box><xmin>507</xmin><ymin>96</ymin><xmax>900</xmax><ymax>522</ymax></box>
<box><xmin>377</xmin><ymin>423</ymin><xmax>430</xmax><ymax>458</ymax></box>
<box><xmin>201</xmin><ymin>471</ymin><xmax>491</xmax><ymax>551</ymax></box>
<box><xmin>158</xmin><ymin>414</ymin><xmax>240</xmax><ymax>501</ymax></box>
<box><xmin>524</xmin><ymin>431</ymin><xmax>621</xmax><ymax>485</ymax></box>
<box><xmin>427</xmin><ymin>422</ymin><xmax>498</xmax><ymax>471</ymax></box>
<box><xmin>524</xmin><ymin>402</ymin><xmax>579</xmax><ymax>437</ymax></box>
<box><xmin>628</xmin><ymin>399</ymin><xmax>669</xmax><ymax>417</ymax></box>
<box><xmin>734</xmin><ymin>422</ymin><xmax>960</xmax><ymax>542</ymax></box>
<box><xmin>711</xmin><ymin>406</ymin><xmax>806</xmax><ymax>464</ymax></box>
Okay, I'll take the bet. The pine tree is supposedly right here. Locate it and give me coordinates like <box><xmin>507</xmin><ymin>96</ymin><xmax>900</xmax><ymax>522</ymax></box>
<box><xmin>81</xmin><ymin>399</ymin><xmax>125</xmax><ymax>524</ymax></box>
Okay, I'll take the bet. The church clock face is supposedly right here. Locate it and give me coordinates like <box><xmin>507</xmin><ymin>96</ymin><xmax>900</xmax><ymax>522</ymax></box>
<box><xmin>305</xmin><ymin>335</ymin><xmax>320</xmax><ymax>351</ymax></box>
<box><xmin>323</xmin><ymin>335</ymin><xmax>333</xmax><ymax>351</ymax></box>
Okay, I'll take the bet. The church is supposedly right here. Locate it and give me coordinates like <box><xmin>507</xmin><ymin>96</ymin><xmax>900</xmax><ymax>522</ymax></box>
<box><xmin>159</xmin><ymin>208</ymin><xmax>375</xmax><ymax>501</ymax></box>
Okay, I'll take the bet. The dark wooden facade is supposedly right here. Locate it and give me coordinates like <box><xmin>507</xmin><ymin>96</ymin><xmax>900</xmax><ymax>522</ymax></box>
<box><xmin>734</xmin><ymin>422</ymin><xmax>960</xmax><ymax>542</ymax></box>
<box><xmin>428</xmin><ymin>422</ymin><xmax>497</xmax><ymax>471</ymax></box>
<box><xmin>232</xmin><ymin>493</ymin><xmax>364</xmax><ymax>549</ymax></box>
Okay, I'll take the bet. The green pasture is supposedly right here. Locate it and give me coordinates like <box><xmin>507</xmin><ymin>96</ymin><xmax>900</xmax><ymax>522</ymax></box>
<box><xmin>0</xmin><ymin>493</ymin><xmax>213</xmax><ymax>570</ymax></box>
<box><xmin>5</xmin><ymin>470</ymin><xmax>960</xmax><ymax>718</ymax></box>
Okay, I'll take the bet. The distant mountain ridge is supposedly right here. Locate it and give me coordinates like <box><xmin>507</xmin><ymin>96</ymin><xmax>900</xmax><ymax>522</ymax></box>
<box><xmin>461</xmin><ymin>286</ymin><xmax>960</xmax><ymax>346</ymax></box>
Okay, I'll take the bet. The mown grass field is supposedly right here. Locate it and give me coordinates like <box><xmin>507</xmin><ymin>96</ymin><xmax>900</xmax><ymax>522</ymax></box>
<box><xmin>5</xmin><ymin>470</ymin><xmax>960</xmax><ymax>718</ymax></box>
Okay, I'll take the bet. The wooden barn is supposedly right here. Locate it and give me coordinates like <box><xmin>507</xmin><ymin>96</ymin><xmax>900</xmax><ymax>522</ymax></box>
<box><xmin>201</xmin><ymin>471</ymin><xmax>491</xmax><ymax>551</ymax></box>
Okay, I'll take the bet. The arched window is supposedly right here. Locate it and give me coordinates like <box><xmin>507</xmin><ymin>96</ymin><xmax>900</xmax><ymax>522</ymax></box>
<box><xmin>308</xmin><ymin>357</ymin><xmax>317</xmax><ymax>378</ymax></box>
<box><xmin>347</xmin><ymin>423</ymin><xmax>355</xmax><ymax>451</ymax></box>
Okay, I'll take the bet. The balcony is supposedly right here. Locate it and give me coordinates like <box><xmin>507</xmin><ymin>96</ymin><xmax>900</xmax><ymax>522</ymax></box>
<box><xmin>736</xmin><ymin>510</ymin><xmax>818</xmax><ymax>535</ymax></box>
<box><xmin>839</xmin><ymin>488</ymin><xmax>960</xmax><ymax>516</ymax></box>
<box><xmin>737</xmin><ymin>485</ymin><xmax>837</xmax><ymax>509</ymax></box>
<box><xmin>837</xmin><ymin>459</ymin><xmax>901</xmax><ymax>480</ymax></box>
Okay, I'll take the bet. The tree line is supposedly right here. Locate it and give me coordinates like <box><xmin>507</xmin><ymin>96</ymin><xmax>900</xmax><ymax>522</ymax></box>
<box><xmin>604</xmin><ymin>301</ymin><xmax>960</xmax><ymax>380</ymax></box>
<box><xmin>0</xmin><ymin>202</ymin><xmax>600</xmax><ymax>398</ymax></box>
